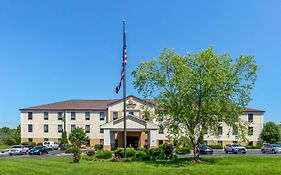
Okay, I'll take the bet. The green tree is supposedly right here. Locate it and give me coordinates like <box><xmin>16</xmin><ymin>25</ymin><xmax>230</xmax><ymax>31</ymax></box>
<box><xmin>68</xmin><ymin>127</ymin><xmax>89</xmax><ymax>147</ymax></box>
<box><xmin>61</xmin><ymin>130</ymin><xmax>68</xmax><ymax>144</ymax></box>
<box><xmin>13</xmin><ymin>125</ymin><xmax>21</xmax><ymax>144</ymax></box>
<box><xmin>261</xmin><ymin>122</ymin><xmax>280</xmax><ymax>143</ymax></box>
<box><xmin>132</xmin><ymin>48</ymin><xmax>257</xmax><ymax>161</ymax></box>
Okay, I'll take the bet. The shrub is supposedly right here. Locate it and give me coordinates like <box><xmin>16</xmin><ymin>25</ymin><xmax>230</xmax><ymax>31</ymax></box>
<box><xmin>95</xmin><ymin>150</ymin><xmax>112</xmax><ymax>159</ymax></box>
<box><xmin>148</xmin><ymin>147</ymin><xmax>164</xmax><ymax>159</ymax></box>
<box><xmin>175</xmin><ymin>147</ymin><xmax>191</xmax><ymax>154</ymax></box>
<box><xmin>86</xmin><ymin>148</ymin><xmax>95</xmax><ymax>156</ymax></box>
<box><xmin>82</xmin><ymin>155</ymin><xmax>96</xmax><ymax>161</ymax></box>
<box><xmin>65</xmin><ymin>146</ymin><xmax>77</xmax><ymax>154</ymax></box>
<box><xmin>162</xmin><ymin>143</ymin><xmax>173</xmax><ymax>157</ymax></box>
<box><xmin>245</xmin><ymin>145</ymin><xmax>262</xmax><ymax>149</ymax></box>
<box><xmin>73</xmin><ymin>147</ymin><xmax>81</xmax><ymax>163</ymax></box>
<box><xmin>114</xmin><ymin>148</ymin><xmax>136</xmax><ymax>158</ymax></box>
<box><xmin>21</xmin><ymin>141</ymin><xmax>36</xmax><ymax>146</ymax></box>
<box><xmin>135</xmin><ymin>150</ymin><xmax>151</xmax><ymax>161</ymax></box>
<box><xmin>94</xmin><ymin>144</ymin><xmax>103</xmax><ymax>151</ymax></box>
<box><xmin>208</xmin><ymin>145</ymin><xmax>223</xmax><ymax>149</ymax></box>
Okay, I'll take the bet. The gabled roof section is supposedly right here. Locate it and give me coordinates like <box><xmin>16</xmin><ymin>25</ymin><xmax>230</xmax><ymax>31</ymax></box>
<box><xmin>107</xmin><ymin>95</ymin><xmax>155</xmax><ymax>107</ymax></box>
<box><xmin>101</xmin><ymin>114</ymin><xmax>159</xmax><ymax>130</ymax></box>
<box><xmin>20</xmin><ymin>99</ymin><xmax>118</xmax><ymax>111</ymax></box>
<box><xmin>244</xmin><ymin>107</ymin><xmax>265</xmax><ymax>113</ymax></box>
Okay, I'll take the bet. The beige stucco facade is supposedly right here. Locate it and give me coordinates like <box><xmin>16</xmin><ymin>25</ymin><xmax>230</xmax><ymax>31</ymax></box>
<box><xmin>20</xmin><ymin>95</ymin><xmax>264</xmax><ymax>149</ymax></box>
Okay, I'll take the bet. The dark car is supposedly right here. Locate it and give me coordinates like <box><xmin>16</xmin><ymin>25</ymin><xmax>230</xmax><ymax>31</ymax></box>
<box><xmin>199</xmin><ymin>144</ymin><xmax>213</xmax><ymax>154</ymax></box>
<box><xmin>60</xmin><ymin>144</ymin><xmax>70</xmax><ymax>151</ymax></box>
<box><xmin>29</xmin><ymin>146</ymin><xmax>48</xmax><ymax>155</ymax></box>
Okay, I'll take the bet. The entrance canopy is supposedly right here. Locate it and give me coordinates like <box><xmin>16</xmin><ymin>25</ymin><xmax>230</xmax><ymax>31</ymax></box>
<box><xmin>101</xmin><ymin>114</ymin><xmax>159</xmax><ymax>131</ymax></box>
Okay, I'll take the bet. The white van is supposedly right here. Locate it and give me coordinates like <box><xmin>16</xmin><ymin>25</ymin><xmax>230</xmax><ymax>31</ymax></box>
<box><xmin>43</xmin><ymin>141</ymin><xmax>59</xmax><ymax>150</ymax></box>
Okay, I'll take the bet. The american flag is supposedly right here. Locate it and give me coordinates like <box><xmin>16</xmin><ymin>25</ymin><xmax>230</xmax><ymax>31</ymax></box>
<box><xmin>115</xmin><ymin>22</ymin><xmax>127</xmax><ymax>94</ymax></box>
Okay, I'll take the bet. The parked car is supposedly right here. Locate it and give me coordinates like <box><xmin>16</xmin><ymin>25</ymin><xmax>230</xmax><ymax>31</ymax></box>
<box><xmin>29</xmin><ymin>146</ymin><xmax>49</xmax><ymax>155</ymax></box>
<box><xmin>24</xmin><ymin>145</ymin><xmax>34</xmax><ymax>150</ymax></box>
<box><xmin>9</xmin><ymin>145</ymin><xmax>29</xmax><ymax>156</ymax></box>
<box><xmin>43</xmin><ymin>141</ymin><xmax>59</xmax><ymax>150</ymax></box>
<box><xmin>261</xmin><ymin>144</ymin><xmax>281</xmax><ymax>154</ymax></box>
<box><xmin>60</xmin><ymin>144</ymin><xmax>69</xmax><ymax>151</ymax></box>
<box><xmin>224</xmin><ymin>144</ymin><xmax>247</xmax><ymax>154</ymax></box>
<box><xmin>199</xmin><ymin>144</ymin><xmax>213</xmax><ymax>154</ymax></box>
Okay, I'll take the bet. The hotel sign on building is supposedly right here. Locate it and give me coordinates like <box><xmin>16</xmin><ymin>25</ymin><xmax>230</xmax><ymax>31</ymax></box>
<box><xmin>20</xmin><ymin>95</ymin><xmax>265</xmax><ymax>150</ymax></box>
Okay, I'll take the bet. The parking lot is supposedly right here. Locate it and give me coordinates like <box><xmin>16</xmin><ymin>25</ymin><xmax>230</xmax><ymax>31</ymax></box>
<box><xmin>0</xmin><ymin>149</ymin><xmax>70</xmax><ymax>158</ymax></box>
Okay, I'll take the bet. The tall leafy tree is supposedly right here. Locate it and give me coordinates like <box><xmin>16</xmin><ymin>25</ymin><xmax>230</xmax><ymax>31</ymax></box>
<box><xmin>61</xmin><ymin>130</ymin><xmax>68</xmax><ymax>144</ymax></box>
<box><xmin>132</xmin><ymin>48</ymin><xmax>257</xmax><ymax>161</ymax></box>
<box><xmin>261</xmin><ymin>122</ymin><xmax>280</xmax><ymax>143</ymax></box>
<box><xmin>69</xmin><ymin>127</ymin><xmax>89</xmax><ymax>147</ymax></box>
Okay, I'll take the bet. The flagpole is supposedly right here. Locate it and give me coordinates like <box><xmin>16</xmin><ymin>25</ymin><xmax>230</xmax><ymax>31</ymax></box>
<box><xmin>122</xmin><ymin>20</ymin><xmax>127</xmax><ymax>158</ymax></box>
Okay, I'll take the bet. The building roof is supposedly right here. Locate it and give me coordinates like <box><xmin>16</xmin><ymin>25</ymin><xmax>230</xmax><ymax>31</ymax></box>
<box><xmin>20</xmin><ymin>96</ymin><xmax>265</xmax><ymax>113</ymax></box>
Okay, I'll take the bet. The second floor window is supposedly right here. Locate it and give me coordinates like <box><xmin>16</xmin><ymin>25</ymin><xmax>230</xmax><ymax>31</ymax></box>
<box><xmin>113</xmin><ymin>112</ymin><xmax>118</xmax><ymax>120</ymax></box>
<box><xmin>85</xmin><ymin>125</ymin><xmax>90</xmax><ymax>133</ymax></box>
<box><xmin>28</xmin><ymin>112</ymin><xmax>33</xmax><ymax>120</ymax></box>
<box><xmin>44</xmin><ymin>112</ymin><xmax>49</xmax><ymax>120</ymax></box>
<box><xmin>159</xmin><ymin>125</ymin><xmax>164</xmax><ymax>134</ymax></box>
<box><xmin>248</xmin><ymin>113</ymin><xmax>253</xmax><ymax>122</ymax></box>
<box><xmin>71</xmin><ymin>112</ymin><xmax>76</xmax><ymax>120</ymax></box>
<box><xmin>218</xmin><ymin>126</ymin><xmax>223</xmax><ymax>135</ymax></box>
<box><xmin>100</xmin><ymin>112</ymin><xmax>105</xmax><ymax>121</ymax></box>
<box><xmin>44</xmin><ymin>125</ymin><xmax>49</xmax><ymax>133</ymax></box>
<box><xmin>58</xmin><ymin>125</ymin><xmax>63</xmax><ymax>133</ymax></box>
<box><xmin>232</xmin><ymin>128</ymin><xmax>238</xmax><ymax>135</ymax></box>
<box><xmin>85</xmin><ymin>112</ymin><xmax>90</xmax><ymax>120</ymax></box>
<box><xmin>58</xmin><ymin>112</ymin><xmax>63</xmax><ymax>120</ymax></box>
<box><xmin>28</xmin><ymin>124</ymin><xmax>33</xmax><ymax>132</ymax></box>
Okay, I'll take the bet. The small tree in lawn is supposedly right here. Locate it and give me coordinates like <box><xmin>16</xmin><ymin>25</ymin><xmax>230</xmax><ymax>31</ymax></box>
<box><xmin>68</xmin><ymin>127</ymin><xmax>89</xmax><ymax>163</ymax></box>
<box><xmin>61</xmin><ymin>130</ymin><xmax>68</xmax><ymax>145</ymax></box>
<box><xmin>261</xmin><ymin>121</ymin><xmax>280</xmax><ymax>144</ymax></box>
<box><xmin>132</xmin><ymin>47</ymin><xmax>257</xmax><ymax>162</ymax></box>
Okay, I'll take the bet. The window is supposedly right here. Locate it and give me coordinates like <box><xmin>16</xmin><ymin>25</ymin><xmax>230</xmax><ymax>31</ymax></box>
<box><xmin>248</xmin><ymin>127</ymin><xmax>253</xmax><ymax>135</ymax></box>
<box><xmin>28</xmin><ymin>138</ymin><xmax>33</xmax><ymax>142</ymax></box>
<box><xmin>248</xmin><ymin>113</ymin><xmax>253</xmax><ymax>122</ymax></box>
<box><xmin>28</xmin><ymin>124</ymin><xmax>33</xmax><ymax>132</ymax></box>
<box><xmin>44</xmin><ymin>125</ymin><xmax>49</xmax><ymax>133</ymax></box>
<box><xmin>71</xmin><ymin>125</ymin><xmax>76</xmax><ymax>132</ymax></box>
<box><xmin>203</xmin><ymin>128</ymin><xmax>208</xmax><ymax>134</ymax></box>
<box><xmin>218</xmin><ymin>126</ymin><xmax>223</xmax><ymax>135</ymax></box>
<box><xmin>159</xmin><ymin>125</ymin><xmax>164</xmax><ymax>134</ymax></box>
<box><xmin>100</xmin><ymin>128</ymin><xmax>104</xmax><ymax>133</ymax></box>
<box><xmin>100</xmin><ymin>112</ymin><xmax>105</xmax><ymax>120</ymax></box>
<box><xmin>232</xmin><ymin>128</ymin><xmax>238</xmax><ymax>135</ymax></box>
<box><xmin>44</xmin><ymin>112</ymin><xmax>49</xmax><ymax>120</ymax></box>
<box><xmin>85</xmin><ymin>112</ymin><xmax>90</xmax><ymax>120</ymax></box>
<box><xmin>28</xmin><ymin>112</ymin><xmax>33</xmax><ymax>120</ymax></box>
<box><xmin>218</xmin><ymin>140</ymin><xmax>223</xmax><ymax>146</ymax></box>
<box><xmin>248</xmin><ymin>141</ymin><xmax>253</xmax><ymax>146</ymax></box>
<box><xmin>58</xmin><ymin>125</ymin><xmax>63</xmax><ymax>133</ymax></box>
<box><xmin>233</xmin><ymin>141</ymin><xmax>238</xmax><ymax>144</ymax></box>
<box><xmin>204</xmin><ymin>140</ymin><xmax>208</xmax><ymax>145</ymax></box>
<box><xmin>100</xmin><ymin>139</ymin><xmax>104</xmax><ymax>145</ymax></box>
<box><xmin>58</xmin><ymin>138</ymin><xmax>61</xmax><ymax>143</ymax></box>
<box><xmin>85</xmin><ymin>125</ymin><xmax>90</xmax><ymax>133</ymax></box>
<box><xmin>113</xmin><ymin>112</ymin><xmax>118</xmax><ymax>120</ymax></box>
<box><xmin>71</xmin><ymin>112</ymin><xmax>76</xmax><ymax>120</ymax></box>
<box><xmin>159</xmin><ymin>140</ymin><xmax>164</xmax><ymax>145</ymax></box>
<box><xmin>129</xmin><ymin>111</ymin><xmax>134</xmax><ymax>115</ymax></box>
<box><xmin>58</xmin><ymin>112</ymin><xmax>63</xmax><ymax>120</ymax></box>
<box><xmin>44</xmin><ymin>138</ymin><xmax>49</xmax><ymax>141</ymax></box>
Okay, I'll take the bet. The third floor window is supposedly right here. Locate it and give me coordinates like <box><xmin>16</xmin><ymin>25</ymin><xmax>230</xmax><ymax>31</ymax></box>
<box><xmin>85</xmin><ymin>112</ymin><xmax>90</xmax><ymax>120</ymax></box>
<box><xmin>28</xmin><ymin>112</ymin><xmax>33</xmax><ymax>120</ymax></box>
<box><xmin>248</xmin><ymin>113</ymin><xmax>253</xmax><ymax>123</ymax></box>
<box><xmin>44</xmin><ymin>112</ymin><xmax>49</xmax><ymax>120</ymax></box>
<box><xmin>58</xmin><ymin>112</ymin><xmax>63</xmax><ymax>120</ymax></box>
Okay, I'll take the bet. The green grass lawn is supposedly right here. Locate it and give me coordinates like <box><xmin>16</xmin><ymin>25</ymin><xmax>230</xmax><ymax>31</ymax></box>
<box><xmin>0</xmin><ymin>156</ymin><xmax>280</xmax><ymax>175</ymax></box>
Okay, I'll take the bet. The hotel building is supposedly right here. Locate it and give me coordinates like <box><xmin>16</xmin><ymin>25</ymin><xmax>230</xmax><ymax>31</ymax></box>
<box><xmin>20</xmin><ymin>95</ymin><xmax>265</xmax><ymax>150</ymax></box>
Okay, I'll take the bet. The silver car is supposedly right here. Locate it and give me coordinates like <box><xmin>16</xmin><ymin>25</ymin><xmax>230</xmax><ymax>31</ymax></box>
<box><xmin>224</xmin><ymin>144</ymin><xmax>247</xmax><ymax>154</ymax></box>
<box><xmin>261</xmin><ymin>144</ymin><xmax>281</xmax><ymax>154</ymax></box>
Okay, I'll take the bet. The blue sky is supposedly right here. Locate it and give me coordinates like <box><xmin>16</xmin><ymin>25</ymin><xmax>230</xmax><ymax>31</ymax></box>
<box><xmin>0</xmin><ymin>1</ymin><xmax>281</xmax><ymax>127</ymax></box>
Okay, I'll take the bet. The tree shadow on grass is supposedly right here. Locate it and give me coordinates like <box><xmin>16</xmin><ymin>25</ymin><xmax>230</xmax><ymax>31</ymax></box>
<box><xmin>142</xmin><ymin>157</ymin><xmax>216</xmax><ymax>167</ymax></box>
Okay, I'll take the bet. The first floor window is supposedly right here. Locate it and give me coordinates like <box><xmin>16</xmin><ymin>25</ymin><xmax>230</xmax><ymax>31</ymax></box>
<box><xmin>44</xmin><ymin>138</ymin><xmax>49</xmax><ymax>141</ymax></box>
<box><xmin>58</xmin><ymin>125</ymin><xmax>63</xmax><ymax>133</ymax></box>
<box><xmin>58</xmin><ymin>112</ymin><xmax>63</xmax><ymax>120</ymax></box>
<box><xmin>233</xmin><ymin>141</ymin><xmax>238</xmax><ymax>144</ymax></box>
<box><xmin>44</xmin><ymin>125</ymin><xmax>49</xmax><ymax>133</ymax></box>
<box><xmin>28</xmin><ymin>138</ymin><xmax>33</xmax><ymax>142</ymax></box>
<box><xmin>158</xmin><ymin>140</ymin><xmax>164</xmax><ymax>145</ymax></box>
<box><xmin>204</xmin><ymin>140</ymin><xmax>208</xmax><ymax>145</ymax></box>
<box><xmin>100</xmin><ymin>112</ymin><xmax>105</xmax><ymax>120</ymax></box>
<box><xmin>248</xmin><ymin>127</ymin><xmax>253</xmax><ymax>135</ymax></box>
<box><xmin>248</xmin><ymin>141</ymin><xmax>253</xmax><ymax>146</ymax></box>
<box><xmin>129</xmin><ymin>111</ymin><xmax>134</xmax><ymax>115</ymax></box>
<box><xmin>28</xmin><ymin>124</ymin><xmax>33</xmax><ymax>132</ymax></box>
<box><xmin>100</xmin><ymin>139</ymin><xmax>104</xmax><ymax>145</ymax></box>
<box><xmin>100</xmin><ymin>128</ymin><xmax>104</xmax><ymax>133</ymax></box>
<box><xmin>58</xmin><ymin>138</ymin><xmax>61</xmax><ymax>143</ymax></box>
<box><xmin>71</xmin><ymin>125</ymin><xmax>76</xmax><ymax>132</ymax></box>
<box><xmin>113</xmin><ymin>112</ymin><xmax>118</xmax><ymax>120</ymax></box>
<box><xmin>217</xmin><ymin>140</ymin><xmax>223</xmax><ymax>146</ymax></box>
<box><xmin>85</xmin><ymin>125</ymin><xmax>90</xmax><ymax>133</ymax></box>
<box><xmin>44</xmin><ymin>112</ymin><xmax>49</xmax><ymax>120</ymax></box>
<box><xmin>28</xmin><ymin>112</ymin><xmax>33</xmax><ymax>120</ymax></box>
